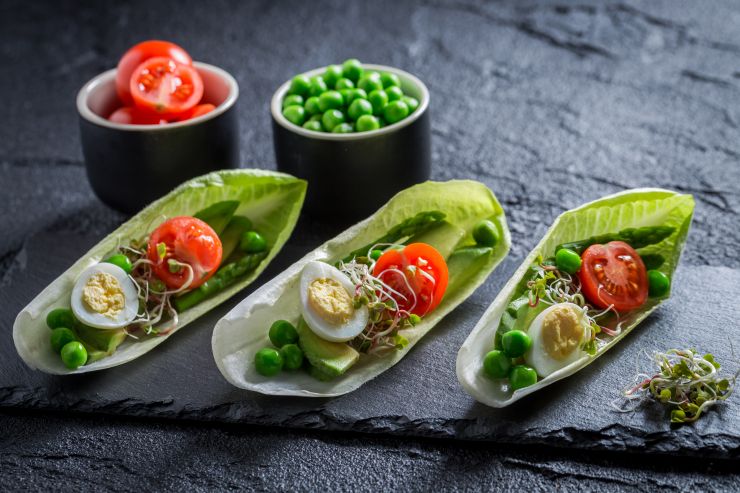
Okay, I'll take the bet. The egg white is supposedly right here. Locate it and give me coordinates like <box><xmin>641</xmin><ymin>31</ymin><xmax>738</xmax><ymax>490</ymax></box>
<box><xmin>300</xmin><ymin>261</ymin><xmax>369</xmax><ymax>342</ymax></box>
<box><xmin>71</xmin><ymin>262</ymin><xmax>139</xmax><ymax>329</ymax></box>
<box><xmin>524</xmin><ymin>302</ymin><xmax>588</xmax><ymax>378</ymax></box>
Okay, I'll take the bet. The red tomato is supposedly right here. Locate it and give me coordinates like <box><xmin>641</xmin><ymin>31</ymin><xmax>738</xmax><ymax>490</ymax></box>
<box><xmin>372</xmin><ymin>243</ymin><xmax>449</xmax><ymax>316</ymax></box>
<box><xmin>130</xmin><ymin>57</ymin><xmax>204</xmax><ymax>116</ymax></box>
<box><xmin>116</xmin><ymin>40</ymin><xmax>192</xmax><ymax>105</ymax></box>
<box><xmin>146</xmin><ymin>217</ymin><xmax>222</xmax><ymax>290</ymax></box>
<box><xmin>174</xmin><ymin>103</ymin><xmax>216</xmax><ymax>121</ymax></box>
<box><xmin>578</xmin><ymin>241</ymin><xmax>648</xmax><ymax>312</ymax></box>
<box><xmin>108</xmin><ymin>107</ymin><xmax>169</xmax><ymax>125</ymax></box>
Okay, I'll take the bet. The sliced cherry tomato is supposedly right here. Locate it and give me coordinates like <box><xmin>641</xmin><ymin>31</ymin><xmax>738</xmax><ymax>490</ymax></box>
<box><xmin>108</xmin><ymin>107</ymin><xmax>169</xmax><ymax>125</ymax></box>
<box><xmin>130</xmin><ymin>57</ymin><xmax>204</xmax><ymax>116</ymax></box>
<box><xmin>578</xmin><ymin>241</ymin><xmax>648</xmax><ymax>312</ymax></box>
<box><xmin>146</xmin><ymin>216</ymin><xmax>222</xmax><ymax>290</ymax></box>
<box><xmin>174</xmin><ymin>103</ymin><xmax>216</xmax><ymax>122</ymax></box>
<box><xmin>116</xmin><ymin>40</ymin><xmax>192</xmax><ymax>106</ymax></box>
<box><xmin>372</xmin><ymin>243</ymin><xmax>449</xmax><ymax>316</ymax></box>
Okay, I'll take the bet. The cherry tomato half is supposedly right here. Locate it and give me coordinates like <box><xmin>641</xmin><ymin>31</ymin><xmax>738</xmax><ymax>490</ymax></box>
<box><xmin>130</xmin><ymin>57</ymin><xmax>204</xmax><ymax>116</ymax></box>
<box><xmin>146</xmin><ymin>216</ymin><xmax>222</xmax><ymax>290</ymax></box>
<box><xmin>108</xmin><ymin>107</ymin><xmax>169</xmax><ymax>125</ymax></box>
<box><xmin>372</xmin><ymin>243</ymin><xmax>449</xmax><ymax>316</ymax></box>
<box><xmin>578</xmin><ymin>241</ymin><xmax>648</xmax><ymax>312</ymax></box>
<box><xmin>116</xmin><ymin>40</ymin><xmax>192</xmax><ymax>106</ymax></box>
<box><xmin>174</xmin><ymin>103</ymin><xmax>216</xmax><ymax>122</ymax></box>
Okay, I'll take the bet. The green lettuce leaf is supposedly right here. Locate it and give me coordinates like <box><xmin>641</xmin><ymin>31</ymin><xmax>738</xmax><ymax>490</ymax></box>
<box><xmin>456</xmin><ymin>188</ymin><xmax>694</xmax><ymax>408</ymax></box>
<box><xmin>212</xmin><ymin>180</ymin><xmax>511</xmax><ymax>397</ymax></box>
<box><xmin>13</xmin><ymin>169</ymin><xmax>307</xmax><ymax>374</ymax></box>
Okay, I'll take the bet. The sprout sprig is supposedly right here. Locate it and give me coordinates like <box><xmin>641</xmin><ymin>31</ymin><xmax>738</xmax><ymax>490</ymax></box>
<box><xmin>614</xmin><ymin>348</ymin><xmax>738</xmax><ymax>424</ymax></box>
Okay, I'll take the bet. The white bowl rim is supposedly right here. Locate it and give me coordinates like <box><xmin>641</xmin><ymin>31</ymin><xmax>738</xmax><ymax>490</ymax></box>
<box><xmin>76</xmin><ymin>61</ymin><xmax>239</xmax><ymax>131</ymax></box>
<box><xmin>270</xmin><ymin>63</ymin><xmax>430</xmax><ymax>141</ymax></box>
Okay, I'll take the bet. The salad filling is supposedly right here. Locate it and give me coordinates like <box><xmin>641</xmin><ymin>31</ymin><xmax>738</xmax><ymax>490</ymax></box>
<box><xmin>45</xmin><ymin>200</ymin><xmax>270</xmax><ymax>369</ymax></box>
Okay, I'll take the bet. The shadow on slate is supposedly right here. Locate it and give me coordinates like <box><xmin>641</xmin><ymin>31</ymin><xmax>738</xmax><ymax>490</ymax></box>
<box><xmin>1</xmin><ymin>224</ymin><xmax>739</xmax><ymax>460</ymax></box>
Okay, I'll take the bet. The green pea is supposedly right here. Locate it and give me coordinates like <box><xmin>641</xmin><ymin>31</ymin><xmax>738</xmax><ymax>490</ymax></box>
<box><xmin>368</xmin><ymin>90</ymin><xmax>389</xmax><ymax>116</ymax></box>
<box><xmin>289</xmin><ymin>75</ymin><xmax>311</xmax><ymax>97</ymax></box>
<box><xmin>370</xmin><ymin>249</ymin><xmax>383</xmax><ymax>261</ymax></box>
<box><xmin>323</xmin><ymin>64</ymin><xmax>343</xmax><ymax>88</ymax></box>
<box><xmin>348</xmin><ymin>98</ymin><xmax>373</xmax><ymax>121</ymax></box>
<box><xmin>60</xmin><ymin>341</ymin><xmax>87</xmax><ymax>369</ymax></box>
<box><xmin>338</xmin><ymin>89</ymin><xmax>351</xmax><ymax>104</ymax></box>
<box><xmin>401</xmin><ymin>96</ymin><xmax>419</xmax><ymax>113</ymax></box>
<box><xmin>346</xmin><ymin>88</ymin><xmax>368</xmax><ymax>104</ymax></box>
<box><xmin>358</xmin><ymin>74</ymin><xmax>383</xmax><ymax>94</ymax></box>
<box><xmin>332</xmin><ymin>123</ymin><xmax>354</xmax><ymax>133</ymax></box>
<box><xmin>269</xmin><ymin>320</ymin><xmax>299</xmax><ymax>347</ymax></box>
<box><xmin>380</xmin><ymin>72</ymin><xmax>401</xmax><ymax>88</ymax></box>
<box><xmin>647</xmin><ymin>270</ymin><xmax>671</xmax><ymax>297</ymax></box>
<box><xmin>335</xmin><ymin>78</ymin><xmax>355</xmax><ymax>91</ymax></box>
<box><xmin>240</xmin><ymin>231</ymin><xmax>267</xmax><ymax>253</ymax></box>
<box><xmin>308</xmin><ymin>114</ymin><xmax>323</xmax><ymax>123</ymax></box>
<box><xmin>318</xmin><ymin>90</ymin><xmax>344</xmax><ymax>112</ymax></box>
<box><xmin>103</xmin><ymin>254</ymin><xmax>133</xmax><ymax>274</ymax></box>
<box><xmin>282</xmin><ymin>105</ymin><xmax>306</xmax><ymax>126</ymax></box>
<box><xmin>280</xmin><ymin>343</ymin><xmax>304</xmax><ymax>370</ymax></box>
<box><xmin>356</xmin><ymin>114</ymin><xmax>380</xmax><ymax>132</ymax></box>
<box><xmin>254</xmin><ymin>347</ymin><xmax>283</xmax><ymax>376</ymax></box>
<box><xmin>365</xmin><ymin>70</ymin><xmax>380</xmax><ymax>81</ymax></box>
<box><xmin>501</xmin><ymin>330</ymin><xmax>532</xmax><ymax>358</ymax></box>
<box><xmin>322</xmin><ymin>109</ymin><xmax>345</xmax><ymax>131</ymax></box>
<box><xmin>303</xmin><ymin>120</ymin><xmax>323</xmax><ymax>132</ymax></box>
<box><xmin>46</xmin><ymin>308</ymin><xmax>76</xmax><ymax>330</ymax></box>
<box><xmin>304</xmin><ymin>96</ymin><xmax>321</xmax><ymax>115</ymax></box>
<box><xmin>50</xmin><ymin>327</ymin><xmax>77</xmax><ymax>353</ymax></box>
<box><xmin>473</xmin><ymin>219</ymin><xmax>499</xmax><ymax>247</ymax></box>
<box><xmin>308</xmin><ymin>76</ymin><xmax>328</xmax><ymax>97</ymax></box>
<box><xmin>282</xmin><ymin>94</ymin><xmax>304</xmax><ymax>108</ymax></box>
<box><xmin>555</xmin><ymin>248</ymin><xmax>582</xmax><ymax>274</ymax></box>
<box><xmin>385</xmin><ymin>86</ymin><xmax>403</xmax><ymax>102</ymax></box>
<box><xmin>342</xmin><ymin>58</ymin><xmax>364</xmax><ymax>83</ymax></box>
<box><xmin>483</xmin><ymin>350</ymin><xmax>511</xmax><ymax>379</ymax></box>
<box><xmin>383</xmin><ymin>100</ymin><xmax>409</xmax><ymax>124</ymax></box>
<box><xmin>509</xmin><ymin>365</ymin><xmax>538</xmax><ymax>390</ymax></box>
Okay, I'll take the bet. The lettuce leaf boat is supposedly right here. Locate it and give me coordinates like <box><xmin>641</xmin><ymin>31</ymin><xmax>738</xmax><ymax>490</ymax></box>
<box><xmin>457</xmin><ymin>188</ymin><xmax>695</xmax><ymax>407</ymax></box>
<box><xmin>14</xmin><ymin>169</ymin><xmax>306</xmax><ymax>374</ymax></box>
<box><xmin>212</xmin><ymin>180</ymin><xmax>511</xmax><ymax>397</ymax></box>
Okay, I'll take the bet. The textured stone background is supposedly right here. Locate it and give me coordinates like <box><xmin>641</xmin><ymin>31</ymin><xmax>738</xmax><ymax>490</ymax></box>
<box><xmin>2</xmin><ymin>0</ymin><xmax>739</xmax><ymax>490</ymax></box>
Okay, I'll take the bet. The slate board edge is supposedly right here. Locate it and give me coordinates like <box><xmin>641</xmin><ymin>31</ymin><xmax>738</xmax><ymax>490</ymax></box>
<box><xmin>3</xmin><ymin>385</ymin><xmax>737</xmax><ymax>460</ymax></box>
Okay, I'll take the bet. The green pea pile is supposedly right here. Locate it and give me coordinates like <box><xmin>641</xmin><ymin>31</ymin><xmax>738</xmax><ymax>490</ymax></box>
<box><xmin>254</xmin><ymin>320</ymin><xmax>305</xmax><ymax>376</ymax></box>
<box><xmin>281</xmin><ymin>59</ymin><xmax>420</xmax><ymax>134</ymax></box>
<box><xmin>46</xmin><ymin>308</ymin><xmax>88</xmax><ymax>370</ymax></box>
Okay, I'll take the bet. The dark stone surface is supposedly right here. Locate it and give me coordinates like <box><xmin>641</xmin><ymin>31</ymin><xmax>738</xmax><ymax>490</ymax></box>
<box><xmin>2</xmin><ymin>0</ymin><xmax>739</xmax><ymax>488</ymax></box>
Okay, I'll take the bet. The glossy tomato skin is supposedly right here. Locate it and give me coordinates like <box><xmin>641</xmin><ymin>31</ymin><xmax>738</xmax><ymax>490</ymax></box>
<box><xmin>116</xmin><ymin>40</ymin><xmax>192</xmax><ymax>106</ymax></box>
<box><xmin>578</xmin><ymin>241</ymin><xmax>648</xmax><ymax>312</ymax></box>
<box><xmin>146</xmin><ymin>216</ymin><xmax>222</xmax><ymax>290</ymax></box>
<box><xmin>174</xmin><ymin>103</ymin><xmax>216</xmax><ymax>122</ymax></box>
<box><xmin>372</xmin><ymin>242</ymin><xmax>448</xmax><ymax>316</ymax></box>
<box><xmin>130</xmin><ymin>57</ymin><xmax>204</xmax><ymax>116</ymax></box>
<box><xmin>108</xmin><ymin>107</ymin><xmax>169</xmax><ymax>125</ymax></box>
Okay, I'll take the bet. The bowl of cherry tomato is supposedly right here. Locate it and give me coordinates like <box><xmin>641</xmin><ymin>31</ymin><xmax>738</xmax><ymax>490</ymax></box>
<box><xmin>271</xmin><ymin>59</ymin><xmax>431</xmax><ymax>224</ymax></box>
<box><xmin>77</xmin><ymin>40</ymin><xmax>239</xmax><ymax>213</ymax></box>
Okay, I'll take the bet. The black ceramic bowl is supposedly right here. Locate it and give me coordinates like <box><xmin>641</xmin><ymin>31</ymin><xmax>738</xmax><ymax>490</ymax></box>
<box><xmin>271</xmin><ymin>64</ymin><xmax>430</xmax><ymax>224</ymax></box>
<box><xmin>77</xmin><ymin>62</ymin><xmax>240</xmax><ymax>213</ymax></box>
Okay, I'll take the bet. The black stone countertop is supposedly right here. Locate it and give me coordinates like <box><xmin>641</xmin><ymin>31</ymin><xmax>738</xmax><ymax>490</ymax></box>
<box><xmin>2</xmin><ymin>0</ymin><xmax>739</xmax><ymax>490</ymax></box>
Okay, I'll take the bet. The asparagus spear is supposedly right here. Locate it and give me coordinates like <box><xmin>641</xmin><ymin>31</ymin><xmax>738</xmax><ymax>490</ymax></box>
<box><xmin>173</xmin><ymin>251</ymin><xmax>268</xmax><ymax>312</ymax></box>
<box><xmin>556</xmin><ymin>226</ymin><xmax>675</xmax><ymax>254</ymax></box>
<box><xmin>340</xmin><ymin>210</ymin><xmax>446</xmax><ymax>263</ymax></box>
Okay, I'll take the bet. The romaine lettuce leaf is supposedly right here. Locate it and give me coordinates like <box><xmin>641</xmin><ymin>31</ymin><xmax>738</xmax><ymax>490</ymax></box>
<box><xmin>14</xmin><ymin>169</ymin><xmax>307</xmax><ymax>374</ymax></box>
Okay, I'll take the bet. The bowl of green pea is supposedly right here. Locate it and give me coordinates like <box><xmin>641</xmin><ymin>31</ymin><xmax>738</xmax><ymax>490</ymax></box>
<box><xmin>271</xmin><ymin>59</ymin><xmax>430</xmax><ymax>223</ymax></box>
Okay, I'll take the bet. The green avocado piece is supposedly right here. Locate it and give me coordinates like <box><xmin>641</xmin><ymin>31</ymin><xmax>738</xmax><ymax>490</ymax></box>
<box><xmin>445</xmin><ymin>246</ymin><xmax>493</xmax><ymax>295</ymax></box>
<box><xmin>506</xmin><ymin>295</ymin><xmax>530</xmax><ymax>319</ymax></box>
<box><xmin>193</xmin><ymin>200</ymin><xmax>240</xmax><ymax>235</ymax></box>
<box><xmin>73</xmin><ymin>324</ymin><xmax>127</xmax><ymax>364</ymax></box>
<box><xmin>219</xmin><ymin>215</ymin><xmax>253</xmax><ymax>262</ymax></box>
<box><xmin>296</xmin><ymin>318</ymin><xmax>359</xmax><ymax>380</ymax></box>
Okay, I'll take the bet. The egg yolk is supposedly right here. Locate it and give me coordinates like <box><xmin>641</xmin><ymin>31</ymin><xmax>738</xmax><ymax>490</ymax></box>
<box><xmin>541</xmin><ymin>305</ymin><xmax>584</xmax><ymax>360</ymax></box>
<box><xmin>82</xmin><ymin>272</ymin><xmax>125</xmax><ymax>319</ymax></box>
<box><xmin>307</xmin><ymin>278</ymin><xmax>354</xmax><ymax>325</ymax></box>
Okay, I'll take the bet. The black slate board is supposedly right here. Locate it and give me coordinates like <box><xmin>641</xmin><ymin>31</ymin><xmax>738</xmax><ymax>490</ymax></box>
<box><xmin>2</xmin><ymin>0</ymin><xmax>740</xmax><ymax>466</ymax></box>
